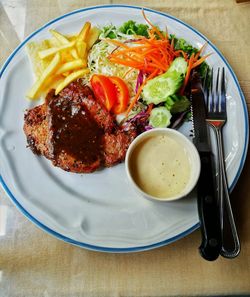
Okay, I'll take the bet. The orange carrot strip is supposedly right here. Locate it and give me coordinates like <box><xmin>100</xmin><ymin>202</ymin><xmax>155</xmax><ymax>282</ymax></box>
<box><xmin>125</xmin><ymin>84</ymin><xmax>146</xmax><ymax>117</ymax></box>
<box><xmin>170</xmin><ymin>38</ymin><xmax>175</xmax><ymax>50</ymax></box>
<box><xmin>148</xmin><ymin>29</ymin><xmax>155</xmax><ymax>39</ymax></box>
<box><xmin>125</xmin><ymin>70</ymin><xmax>158</xmax><ymax>116</ymax></box>
<box><xmin>141</xmin><ymin>48</ymin><xmax>159</xmax><ymax>56</ymax></box>
<box><xmin>142</xmin><ymin>9</ymin><xmax>165</xmax><ymax>40</ymax></box>
<box><xmin>104</xmin><ymin>39</ymin><xmax>130</xmax><ymax>48</ymax></box>
<box><xmin>194</xmin><ymin>42</ymin><xmax>208</xmax><ymax>60</ymax></box>
<box><xmin>180</xmin><ymin>53</ymin><xmax>195</xmax><ymax>95</ymax></box>
<box><xmin>111</xmin><ymin>45</ymin><xmax>151</xmax><ymax>54</ymax></box>
<box><xmin>122</xmin><ymin>67</ymin><xmax>135</xmax><ymax>79</ymax></box>
<box><xmin>165</xmin><ymin>26</ymin><xmax>169</xmax><ymax>40</ymax></box>
<box><xmin>191</xmin><ymin>53</ymin><xmax>212</xmax><ymax>69</ymax></box>
<box><xmin>148</xmin><ymin>56</ymin><xmax>167</xmax><ymax>71</ymax></box>
<box><xmin>132</xmin><ymin>39</ymin><xmax>150</xmax><ymax>45</ymax></box>
<box><xmin>147</xmin><ymin>103</ymin><xmax>154</xmax><ymax>114</ymax></box>
<box><xmin>174</xmin><ymin>50</ymin><xmax>188</xmax><ymax>60</ymax></box>
<box><xmin>120</xmin><ymin>53</ymin><xmax>144</xmax><ymax>63</ymax></box>
<box><xmin>158</xmin><ymin>48</ymin><xmax>169</xmax><ymax>64</ymax></box>
<box><xmin>112</xmin><ymin>50</ymin><xmax>165</xmax><ymax>70</ymax></box>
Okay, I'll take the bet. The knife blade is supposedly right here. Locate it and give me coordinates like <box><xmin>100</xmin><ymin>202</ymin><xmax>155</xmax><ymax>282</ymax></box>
<box><xmin>191</xmin><ymin>71</ymin><xmax>222</xmax><ymax>261</ymax></box>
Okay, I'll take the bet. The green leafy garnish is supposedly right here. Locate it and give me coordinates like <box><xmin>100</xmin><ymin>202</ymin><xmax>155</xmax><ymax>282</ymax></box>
<box><xmin>170</xmin><ymin>34</ymin><xmax>198</xmax><ymax>57</ymax></box>
<box><xmin>169</xmin><ymin>34</ymin><xmax>210</xmax><ymax>83</ymax></box>
<box><xmin>102</xmin><ymin>25</ymin><xmax>117</xmax><ymax>39</ymax></box>
<box><xmin>165</xmin><ymin>94</ymin><xmax>191</xmax><ymax>114</ymax></box>
<box><xmin>119</xmin><ymin>20</ymin><xmax>149</xmax><ymax>37</ymax></box>
<box><xmin>199</xmin><ymin>60</ymin><xmax>210</xmax><ymax>80</ymax></box>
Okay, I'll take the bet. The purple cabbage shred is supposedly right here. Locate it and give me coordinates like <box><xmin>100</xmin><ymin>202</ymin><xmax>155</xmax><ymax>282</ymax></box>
<box><xmin>135</xmin><ymin>70</ymin><xmax>144</xmax><ymax>93</ymax></box>
<box><xmin>122</xmin><ymin>109</ymin><xmax>152</xmax><ymax>133</ymax></box>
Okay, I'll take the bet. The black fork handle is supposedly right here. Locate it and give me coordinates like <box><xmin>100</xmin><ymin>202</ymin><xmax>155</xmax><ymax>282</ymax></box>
<box><xmin>198</xmin><ymin>151</ymin><xmax>222</xmax><ymax>261</ymax></box>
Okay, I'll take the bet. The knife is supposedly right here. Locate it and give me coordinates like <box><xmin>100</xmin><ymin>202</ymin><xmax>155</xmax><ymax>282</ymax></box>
<box><xmin>190</xmin><ymin>71</ymin><xmax>222</xmax><ymax>261</ymax></box>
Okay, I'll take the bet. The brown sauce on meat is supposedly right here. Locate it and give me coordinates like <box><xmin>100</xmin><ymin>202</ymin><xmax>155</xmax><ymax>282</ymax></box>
<box><xmin>47</xmin><ymin>95</ymin><xmax>104</xmax><ymax>165</ymax></box>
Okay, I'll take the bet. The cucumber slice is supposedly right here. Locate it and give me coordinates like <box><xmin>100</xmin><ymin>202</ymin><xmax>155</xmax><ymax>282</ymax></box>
<box><xmin>142</xmin><ymin>57</ymin><xmax>187</xmax><ymax>105</ymax></box>
<box><xmin>149</xmin><ymin>107</ymin><xmax>172</xmax><ymax>128</ymax></box>
<box><xmin>142</xmin><ymin>71</ymin><xmax>184</xmax><ymax>105</ymax></box>
<box><xmin>167</xmin><ymin>57</ymin><xmax>188</xmax><ymax>75</ymax></box>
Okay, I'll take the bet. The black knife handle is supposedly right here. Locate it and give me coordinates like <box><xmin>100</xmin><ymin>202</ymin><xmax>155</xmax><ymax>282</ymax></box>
<box><xmin>197</xmin><ymin>151</ymin><xmax>222</xmax><ymax>261</ymax></box>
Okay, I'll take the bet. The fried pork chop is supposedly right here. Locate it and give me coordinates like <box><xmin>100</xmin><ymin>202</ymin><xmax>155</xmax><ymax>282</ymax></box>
<box><xmin>23</xmin><ymin>81</ymin><xmax>137</xmax><ymax>173</ymax></box>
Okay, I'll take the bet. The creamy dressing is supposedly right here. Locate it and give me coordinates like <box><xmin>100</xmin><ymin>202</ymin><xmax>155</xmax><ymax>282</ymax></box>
<box><xmin>129</xmin><ymin>134</ymin><xmax>191</xmax><ymax>199</ymax></box>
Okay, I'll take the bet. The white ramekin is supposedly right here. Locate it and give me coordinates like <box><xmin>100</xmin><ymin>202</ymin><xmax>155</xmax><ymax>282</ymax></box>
<box><xmin>125</xmin><ymin>128</ymin><xmax>201</xmax><ymax>202</ymax></box>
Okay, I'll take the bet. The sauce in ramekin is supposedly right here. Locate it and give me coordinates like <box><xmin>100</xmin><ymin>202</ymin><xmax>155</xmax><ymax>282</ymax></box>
<box><xmin>129</xmin><ymin>133</ymin><xmax>191</xmax><ymax>199</ymax></box>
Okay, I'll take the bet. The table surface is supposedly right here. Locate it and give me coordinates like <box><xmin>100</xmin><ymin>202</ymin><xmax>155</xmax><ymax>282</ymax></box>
<box><xmin>0</xmin><ymin>0</ymin><xmax>250</xmax><ymax>296</ymax></box>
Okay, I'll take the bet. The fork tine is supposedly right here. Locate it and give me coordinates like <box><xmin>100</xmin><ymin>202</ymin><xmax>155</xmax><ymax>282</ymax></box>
<box><xmin>202</xmin><ymin>66</ymin><xmax>209</xmax><ymax>103</ymax></box>
<box><xmin>215</xmin><ymin>68</ymin><xmax>220</xmax><ymax>112</ymax></box>
<box><xmin>220</xmin><ymin>67</ymin><xmax>226</xmax><ymax>113</ymax></box>
<box><xmin>202</xmin><ymin>67</ymin><xmax>207</xmax><ymax>91</ymax></box>
<box><xmin>208</xmin><ymin>68</ymin><xmax>213</xmax><ymax>113</ymax></box>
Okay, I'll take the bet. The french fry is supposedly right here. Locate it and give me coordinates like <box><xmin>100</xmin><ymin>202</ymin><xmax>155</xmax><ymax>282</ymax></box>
<box><xmin>40</xmin><ymin>75</ymin><xmax>65</xmax><ymax>95</ymax></box>
<box><xmin>70</xmin><ymin>49</ymin><xmax>79</xmax><ymax>59</ymax></box>
<box><xmin>56</xmin><ymin>59</ymin><xmax>86</xmax><ymax>74</ymax></box>
<box><xmin>76</xmin><ymin>40</ymin><xmax>87</xmax><ymax>59</ymax></box>
<box><xmin>27</xmin><ymin>53</ymin><xmax>61</xmax><ymax>99</ymax></box>
<box><xmin>49</xmin><ymin>29</ymin><xmax>69</xmax><ymax>44</ymax></box>
<box><xmin>55</xmin><ymin>69</ymin><xmax>90</xmax><ymax>95</ymax></box>
<box><xmin>61</xmin><ymin>51</ymin><xmax>74</xmax><ymax>63</ymax></box>
<box><xmin>38</xmin><ymin>41</ymin><xmax>75</xmax><ymax>59</ymax></box>
<box><xmin>50</xmin><ymin>29</ymin><xmax>79</xmax><ymax>59</ymax></box>
<box><xmin>50</xmin><ymin>76</ymin><xmax>65</xmax><ymax>90</ymax></box>
<box><xmin>78</xmin><ymin>22</ymin><xmax>91</xmax><ymax>41</ymax></box>
<box><xmin>26</xmin><ymin>21</ymin><xmax>97</xmax><ymax>99</ymax></box>
<box><xmin>62</xmin><ymin>72</ymin><xmax>70</xmax><ymax>77</ymax></box>
<box><xmin>86</xmin><ymin>27</ymin><xmax>101</xmax><ymax>50</ymax></box>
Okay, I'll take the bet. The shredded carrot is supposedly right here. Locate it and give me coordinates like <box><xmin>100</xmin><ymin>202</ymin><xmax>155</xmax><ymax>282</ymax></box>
<box><xmin>174</xmin><ymin>50</ymin><xmax>188</xmax><ymax>60</ymax></box>
<box><xmin>191</xmin><ymin>53</ymin><xmax>212</xmax><ymax>69</ymax></box>
<box><xmin>142</xmin><ymin>9</ymin><xmax>166</xmax><ymax>40</ymax></box>
<box><xmin>107</xmin><ymin>14</ymin><xmax>180</xmax><ymax>78</ymax></box>
<box><xmin>194</xmin><ymin>42</ymin><xmax>207</xmax><ymax>60</ymax></box>
<box><xmin>105</xmin><ymin>39</ymin><xmax>130</xmax><ymax>49</ymax></box>
<box><xmin>106</xmin><ymin>10</ymin><xmax>211</xmax><ymax>115</ymax></box>
<box><xmin>147</xmin><ymin>103</ymin><xmax>154</xmax><ymax>114</ymax></box>
<box><xmin>122</xmin><ymin>67</ymin><xmax>135</xmax><ymax>79</ymax></box>
<box><xmin>179</xmin><ymin>50</ymin><xmax>211</xmax><ymax>94</ymax></box>
<box><xmin>165</xmin><ymin>26</ymin><xmax>169</xmax><ymax>40</ymax></box>
<box><xmin>109</xmin><ymin>37</ymin><xmax>177</xmax><ymax>76</ymax></box>
<box><xmin>170</xmin><ymin>38</ymin><xmax>175</xmax><ymax>51</ymax></box>
<box><xmin>107</xmin><ymin>10</ymin><xmax>177</xmax><ymax>78</ymax></box>
<box><xmin>125</xmin><ymin>70</ymin><xmax>158</xmax><ymax>116</ymax></box>
<box><xmin>125</xmin><ymin>84</ymin><xmax>145</xmax><ymax>117</ymax></box>
<box><xmin>180</xmin><ymin>53</ymin><xmax>195</xmax><ymax>95</ymax></box>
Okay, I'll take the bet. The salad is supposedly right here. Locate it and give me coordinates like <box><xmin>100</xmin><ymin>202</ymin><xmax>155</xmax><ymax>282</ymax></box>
<box><xmin>26</xmin><ymin>10</ymin><xmax>210</xmax><ymax>131</ymax></box>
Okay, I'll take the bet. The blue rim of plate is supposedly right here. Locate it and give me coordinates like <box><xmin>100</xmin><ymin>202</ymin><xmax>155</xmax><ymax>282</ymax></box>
<box><xmin>0</xmin><ymin>4</ymin><xmax>248</xmax><ymax>253</ymax></box>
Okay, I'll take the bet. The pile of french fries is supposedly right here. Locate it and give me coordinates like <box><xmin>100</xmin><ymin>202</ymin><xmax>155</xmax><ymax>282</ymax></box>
<box><xmin>26</xmin><ymin>22</ymin><xmax>100</xmax><ymax>100</ymax></box>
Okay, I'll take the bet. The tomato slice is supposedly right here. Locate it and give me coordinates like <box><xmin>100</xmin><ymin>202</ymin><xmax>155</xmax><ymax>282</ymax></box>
<box><xmin>90</xmin><ymin>74</ymin><xmax>130</xmax><ymax>114</ymax></box>
<box><xmin>90</xmin><ymin>74</ymin><xmax>117</xmax><ymax>111</ymax></box>
<box><xmin>109</xmin><ymin>76</ymin><xmax>129</xmax><ymax>114</ymax></box>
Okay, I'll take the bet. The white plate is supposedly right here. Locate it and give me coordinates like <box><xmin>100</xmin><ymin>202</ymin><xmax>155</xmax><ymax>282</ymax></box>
<box><xmin>0</xmin><ymin>5</ymin><xmax>248</xmax><ymax>252</ymax></box>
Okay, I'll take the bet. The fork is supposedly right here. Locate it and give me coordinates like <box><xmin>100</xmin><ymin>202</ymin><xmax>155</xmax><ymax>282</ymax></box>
<box><xmin>204</xmin><ymin>67</ymin><xmax>240</xmax><ymax>258</ymax></box>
